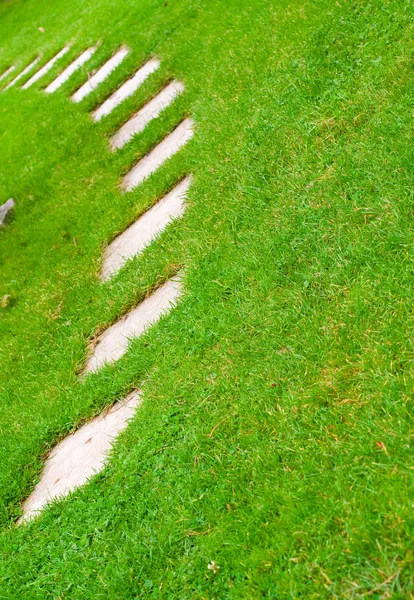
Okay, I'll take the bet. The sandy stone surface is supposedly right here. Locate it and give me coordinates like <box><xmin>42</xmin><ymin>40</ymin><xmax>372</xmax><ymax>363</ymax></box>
<box><xmin>45</xmin><ymin>46</ymin><xmax>96</xmax><ymax>93</ymax></box>
<box><xmin>92</xmin><ymin>58</ymin><xmax>160</xmax><ymax>121</ymax></box>
<box><xmin>0</xmin><ymin>65</ymin><xmax>15</xmax><ymax>82</ymax></box>
<box><xmin>101</xmin><ymin>177</ymin><xmax>191</xmax><ymax>280</ymax></box>
<box><xmin>85</xmin><ymin>277</ymin><xmax>182</xmax><ymax>373</ymax></box>
<box><xmin>72</xmin><ymin>46</ymin><xmax>129</xmax><ymax>103</ymax></box>
<box><xmin>110</xmin><ymin>80</ymin><xmax>184</xmax><ymax>150</ymax></box>
<box><xmin>122</xmin><ymin>118</ymin><xmax>194</xmax><ymax>191</ymax></box>
<box><xmin>22</xmin><ymin>46</ymin><xmax>70</xmax><ymax>89</ymax></box>
<box><xmin>4</xmin><ymin>57</ymin><xmax>40</xmax><ymax>89</ymax></box>
<box><xmin>19</xmin><ymin>391</ymin><xmax>142</xmax><ymax>523</ymax></box>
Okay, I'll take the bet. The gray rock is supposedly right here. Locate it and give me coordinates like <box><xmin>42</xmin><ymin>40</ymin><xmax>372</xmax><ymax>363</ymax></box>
<box><xmin>0</xmin><ymin>199</ymin><xmax>15</xmax><ymax>227</ymax></box>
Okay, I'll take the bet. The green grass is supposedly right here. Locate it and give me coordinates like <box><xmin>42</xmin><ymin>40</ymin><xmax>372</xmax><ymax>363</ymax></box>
<box><xmin>0</xmin><ymin>0</ymin><xmax>413</xmax><ymax>597</ymax></box>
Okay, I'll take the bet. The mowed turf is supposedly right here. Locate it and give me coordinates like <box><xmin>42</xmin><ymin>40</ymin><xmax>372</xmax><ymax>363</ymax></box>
<box><xmin>0</xmin><ymin>0</ymin><xmax>413</xmax><ymax>597</ymax></box>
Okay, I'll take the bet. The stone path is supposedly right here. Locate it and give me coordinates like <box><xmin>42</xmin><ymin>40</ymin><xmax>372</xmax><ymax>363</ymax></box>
<box><xmin>72</xmin><ymin>45</ymin><xmax>129</xmax><ymax>103</ymax></box>
<box><xmin>101</xmin><ymin>176</ymin><xmax>191</xmax><ymax>280</ymax></box>
<box><xmin>85</xmin><ymin>277</ymin><xmax>182</xmax><ymax>373</ymax></box>
<box><xmin>0</xmin><ymin>65</ymin><xmax>15</xmax><ymax>82</ymax></box>
<box><xmin>110</xmin><ymin>80</ymin><xmax>184</xmax><ymax>150</ymax></box>
<box><xmin>19</xmin><ymin>390</ymin><xmax>142</xmax><ymax>523</ymax></box>
<box><xmin>22</xmin><ymin>46</ymin><xmax>70</xmax><ymax>89</ymax></box>
<box><xmin>4</xmin><ymin>57</ymin><xmax>40</xmax><ymax>89</ymax></box>
<box><xmin>123</xmin><ymin>118</ymin><xmax>194</xmax><ymax>191</ymax></box>
<box><xmin>45</xmin><ymin>46</ymin><xmax>96</xmax><ymax>93</ymax></box>
<box><xmin>2</xmin><ymin>40</ymin><xmax>194</xmax><ymax>522</ymax></box>
<box><xmin>92</xmin><ymin>58</ymin><xmax>160</xmax><ymax>121</ymax></box>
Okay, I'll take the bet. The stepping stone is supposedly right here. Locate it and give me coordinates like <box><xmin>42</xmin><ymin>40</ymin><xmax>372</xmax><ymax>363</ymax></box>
<box><xmin>0</xmin><ymin>65</ymin><xmax>15</xmax><ymax>82</ymax></box>
<box><xmin>0</xmin><ymin>199</ymin><xmax>15</xmax><ymax>227</ymax></box>
<box><xmin>19</xmin><ymin>390</ymin><xmax>142</xmax><ymax>523</ymax></box>
<box><xmin>71</xmin><ymin>45</ymin><xmax>129</xmax><ymax>103</ymax></box>
<box><xmin>4</xmin><ymin>57</ymin><xmax>40</xmax><ymax>89</ymax></box>
<box><xmin>110</xmin><ymin>80</ymin><xmax>184</xmax><ymax>150</ymax></box>
<box><xmin>122</xmin><ymin>118</ymin><xmax>194</xmax><ymax>192</ymax></box>
<box><xmin>92</xmin><ymin>58</ymin><xmax>160</xmax><ymax>122</ymax></box>
<box><xmin>45</xmin><ymin>47</ymin><xmax>96</xmax><ymax>93</ymax></box>
<box><xmin>22</xmin><ymin>47</ymin><xmax>70</xmax><ymax>89</ymax></box>
<box><xmin>101</xmin><ymin>176</ymin><xmax>191</xmax><ymax>280</ymax></box>
<box><xmin>85</xmin><ymin>277</ymin><xmax>182</xmax><ymax>373</ymax></box>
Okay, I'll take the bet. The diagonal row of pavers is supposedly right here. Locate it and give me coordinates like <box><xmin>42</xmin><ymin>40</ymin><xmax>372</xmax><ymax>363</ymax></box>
<box><xmin>1</xmin><ymin>42</ymin><xmax>195</xmax><ymax>523</ymax></box>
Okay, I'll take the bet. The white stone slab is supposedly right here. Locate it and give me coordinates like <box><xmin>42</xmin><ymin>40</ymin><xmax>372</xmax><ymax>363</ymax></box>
<box><xmin>85</xmin><ymin>277</ymin><xmax>182</xmax><ymax>373</ymax></box>
<box><xmin>92</xmin><ymin>58</ymin><xmax>160</xmax><ymax>122</ymax></box>
<box><xmin>110</xmin><ymin>80</ymin><xmax>184</xmax><ymax>150</ymax></box>
<box><xmin>45</xmin><ymin>47</ymin><xmax>96</xmax><ymax>93</ymax></box>
<box><xmin>19</xmin><ymin>391</ymin><xmax>142</xmax><ymax>523</ymax></box>
<box><xmin>122</xmin><ymin>118</ymin><xmax>194</xmax><ymax>192</ymax></box>
<box><xmin>102</xmin><ymin>177</ymin><xmax>191</xmax><ymax>280</ymax></box>
<box><xmin>71</xmin><ymin>46</ymin><xmax>129</xmax><ymax>103</ymax></box>
<box><xmin>4</xmin><ymin>57</ymin><xmax>40</xmax><ymax>89</ymax></box>
<box><xmin>22</xmin><ymin>47</ymin><xmax>70</xmax><ymax>89</ymax></box>
<box><xmin>0</xmin><ymin>65</ymin><xmax>15</xmax><ymax>82</ymax></box>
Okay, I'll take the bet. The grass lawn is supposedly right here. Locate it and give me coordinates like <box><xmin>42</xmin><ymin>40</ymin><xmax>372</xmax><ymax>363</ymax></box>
<box><xmin>0</xmin><ymin>0</ymin><xmax>413</xmax><ymax>596</ymax></box>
